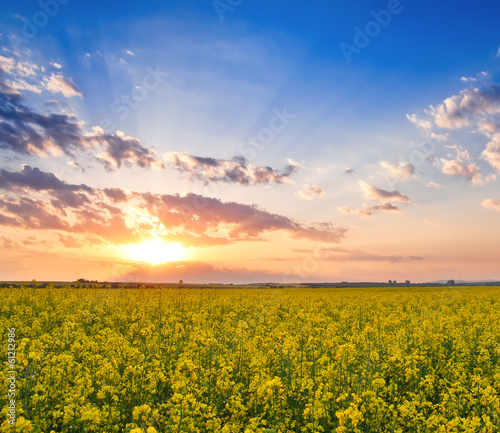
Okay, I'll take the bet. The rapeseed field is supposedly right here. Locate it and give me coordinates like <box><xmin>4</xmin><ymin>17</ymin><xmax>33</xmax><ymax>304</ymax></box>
<box><xmin>1</xmin><ymin>285</ymin><xmax>499</xmax><ymax>432</ymax></box>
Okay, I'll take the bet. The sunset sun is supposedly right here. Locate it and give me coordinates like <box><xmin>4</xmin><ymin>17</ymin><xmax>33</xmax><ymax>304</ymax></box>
<box><xmin>124</xmin><ymin>239</ymin><xmax>188</xmax><ymax>265</ymax></box>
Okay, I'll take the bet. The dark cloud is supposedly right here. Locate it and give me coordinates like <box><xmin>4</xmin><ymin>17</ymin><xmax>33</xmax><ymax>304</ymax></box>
<box><xmin>0</xmin><ymin>197</ymin><xmax>69</xmax><ymax>230</ymax></box>
<box><xmin>0</xmin><ymin>71</ymin><xmax>164</xmax><ymax>170</ymax></box>
<box><xmin>88</xmin><ymin>129</ymin><xmax>164</xmax><ymax>170</ymax></box>
<box><xmin>359</xmin><ymin>181</ymin><xmax>411</xmax><ymax>203</ymax></box>
<box><xmin>168</xmin><ymin>152</ymin><xmax>298</xmax><ymax>185</ymax></box>
<box><xmin>0</xmin><ymin>78</ymin><xmax>84</xmax><ymax>155</ymax></box>
<box><xmin>0</xmin><ymin>165</ymin><xmax>93</xmax><ymax>193</ymax></box>
<box><xmin>339</xmin><ymin>202</ymin><xmax>401</xmax><ymax>216</ymax></box>
<box><xmin>103</xmin><ymin>188</ymin><xmax>128</xmax><ymax>203</ymax></box>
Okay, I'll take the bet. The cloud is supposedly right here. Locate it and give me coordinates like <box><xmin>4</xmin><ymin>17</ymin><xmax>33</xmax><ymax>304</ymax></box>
<box><xmin>57</xmin><ymin>234</ymin><xmax>84</xmax><ymax>248</ymax></box>
<box><xmin>460</xmin><ymin>76</ymin><xmax>477</xmax><ymax>83</ymax></box>
<box><xmin>0</xmin><ymin>196</ymin><xmax>70</xmax><ymax>230</ymax></box>
<box><xmin>380</xmin><ymin>161</ymin><xmax>416</xmax><ymax>180</ymax></box>
<box><xmin>140</xmin><ymin>192</ymin><xmax>347</xmax><ymax>244</ymax></box>
<box><xmin>0</xmin><ymin>74</ymin><xmax>164</xmax><ymax>170</ymax></box>
<box><xmin>423</xmin><ymin>219</ymin><xmax>439</xmax><ymax>226</ymax></box>
<box><xmin>50</xmin><ymin>62</ymin><xmax>62</xmax><ymax>69</ymax></box>
<box><xmin>358</xmin><ymin>181</ymin><xmax>411</xmax><ymax>203</ymax></box>
<box><xmin>482</xmin><ymin>198</ymin><xmax>500</xmax><ymax>211</ymax></box>
<box><xmin>294</xmin><ymin>246</ymin><xmax>423</xmax><ymax>263</ymax></box>
<box><xmin>482</xmin><ymin>133</ymin><xmax>500</xmax><ymax>172</ymax></box>
<box><xmin>339</xmin><ymin>202</ymin><xmax>401</xmax><ymax>216</ymax></box>
<box><xmin>344</xmin><ymin>167</ymin><xmax>355</xmax><ymax>175</ymax></box>
<box><xmin>1</xmin><ymin>236</ymin><xmax>18</xmax><ymax>250</ymax></box>
<box><xmin>440</xmin><ymin>159</ymin><xmax>484</xmax><ymax>185</ymax></box>
<box><xmin>429</xmin><ymin>84</ymin><xmax>500</xmax><ymax>129</ymax></box>
<box><xmin>103</xmin><ymin>188</ymin><xmax>129</xmax><ymax>203</ymax></box>
<box><xmin>89</xmin><ymin>128</ymin><xmax>165</xmax><ymax>170</ymax></box>
<box><xmin>67</xmin><ymin>161</ymin><xmax>86</xmax><ymax>173</ymax></box>
<box><xmin>478</xmin><ymin>121</ymin><xmax>500</xmax><ymax>133</ymax></box>
<box><xmin>0</xmin><ymin>56</ymin><xmax>38</xmax><ymax>77</ymax></box>
<box><xmin>426</xmin><ymin>182</ymin><xmax>440</xmax><ymax>188</ymax></box>
<box><xmin>45</xmin><ymin>73</ymin><xmax>83</xmax><ymax>98</ymax></box>
<box><xmin>167</xmin><ymin>152</ymin><xmax>298</xmax><ymax>185</ymax></box>
<box><xmin>406</xmin><ymin>113</ymin><xmax>432</xmax><ymax>130</ymax></box>
<box><xmin>296</xmin><ymin>184</ymin><xmax>324</xmax><ymax>200</ymax></box>
<box><xmin>0</xmin><ymin>79</ymin><xmax>85</xmax><ymax>156</ymax></box>
<box><xmin>445</xmin><ymin>144</ymin><xmax>470</xmax><ymax>161</ymax></box>
<box><xmin>437</xmin><ymin>143</ymin><xmax>497</xmax><ymax>185</ymax></box>
<box><xmin>0</xmin><ymin>165</ymin><xmax>93</xmax><ymax>193</ymax></box>
<box><xmin>7</xmin><ymin>78</ymin><xmax>42</xmax><ymax>94</ymax></box>
<box><xmin>0</xmin><ymin>167</ymin><xmax>347</xmax><ymax>248</ymax></box>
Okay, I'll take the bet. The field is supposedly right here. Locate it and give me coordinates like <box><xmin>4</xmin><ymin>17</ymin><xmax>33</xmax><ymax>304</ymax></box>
<box><xmin>1</xmin><ymin>285</ymin><xmax>500</xmax><ymax>432</ymax></box>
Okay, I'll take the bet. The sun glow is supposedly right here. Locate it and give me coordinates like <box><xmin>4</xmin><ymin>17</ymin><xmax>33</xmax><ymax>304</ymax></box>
<box><xmin>124</xmin><ymin>239</ymin><xmax>188</xmax><ymax>265</ymax></box>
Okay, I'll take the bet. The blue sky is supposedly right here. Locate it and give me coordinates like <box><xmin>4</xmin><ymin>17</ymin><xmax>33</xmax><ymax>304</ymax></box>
<box><xmin>0</xmin><ymin>0</ymin><xmax>500</xmax><ymax>283</ymax></box>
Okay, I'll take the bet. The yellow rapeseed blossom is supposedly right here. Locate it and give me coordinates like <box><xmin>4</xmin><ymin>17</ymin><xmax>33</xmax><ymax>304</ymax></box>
<box><xmin>0</xmin><ymin>285</ymin><xmax>499</xmax><ymax>432</ymax></box>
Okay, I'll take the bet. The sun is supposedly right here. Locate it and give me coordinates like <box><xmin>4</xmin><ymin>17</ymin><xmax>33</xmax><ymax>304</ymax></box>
<box><xmin>124</xmin><ymin>239</ymin><xmax>188</xmax><ymax>265</ymax></box>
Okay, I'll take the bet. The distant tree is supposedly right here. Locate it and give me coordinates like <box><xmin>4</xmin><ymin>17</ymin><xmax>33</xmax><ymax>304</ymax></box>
<box><xmin>405</xmin><ymin>280</ymin><xmax>411</xmax><ymax>285</ymax></box>
<box><xmin>447</xmin><ymin>280</ymin><xmax>455</xmax><ymax>286</ymax></box>
<box><xmin>388</xmin><ymin>280</ymin><xmax>392</xmax><ymax>284</ymax></box>
<box><xmin>179</xmin><ymin>280</ymin><xmax>183</xmax><ymax>285</ymax></box>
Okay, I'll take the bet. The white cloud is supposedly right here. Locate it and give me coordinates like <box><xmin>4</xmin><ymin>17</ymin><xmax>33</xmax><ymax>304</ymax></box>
<box><xmin>478</xmin><ymin>121</ymin><xmax>500</xmax><ymax>133</ymax></box>
<box><xmin>45</xmin><ymin>73</ymin><xmax>83</xmax><ymax>98</ymax></box>
<box><xmin>406</xmin><ymin>113</ymin><xmax>432</xmax><ymax>130</ymax></box>
<box><xmin>445</xmin><ymin>144</ymin><xmax>470</xmax><ymax>161</ymax></box>
<box><xmin>482</xmin><ymin>133</ymin><xmax>500</xmax><ymax>172</ymax></box>
<box><xmin>440</xmin><ymin>159</ymin><xmax>484</xmax><ymax>185</ymax></box>
<box><xmin>0</xmin><ymin>55</ymin><xmax>38</xmax><ymax>77</ymax></box>
<box><xmin>430</xmin><ymin>85</ymin><xmax>500</xmax><ymax>129</ymax></box>
<box><xmin>482</xmin><ymin>198</ymin><xmax>500</xmax><ymax>211</ymax></box>
<box><xmin>7</xmin><ymin>79</ymin><xmax>42</xmax><ymax>94</ymax></box>
<box><xmin>296</xmin><ymin>184</ymin><xmax>324</xmax><ymax>200</ymax></box>
<box><xmin>460</xmin><ymin>76</ymin><xmax>477</xmax><ymax>83</ymax></box>
<box><xmin>380</xmin><ymin>161</ymin><xmax>416</xmax><ymax>180</ymax></box>
<box><xmin>426</xmin><ymin>182</ymin><xmax>440</xmax><ymax>188</ymax></box>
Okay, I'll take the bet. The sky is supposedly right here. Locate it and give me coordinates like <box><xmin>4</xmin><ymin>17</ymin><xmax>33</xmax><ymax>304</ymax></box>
<box><xmin>0</xmin><ymin>0</ymin><xmax>499</xmax><ymax>284</ymax></box>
